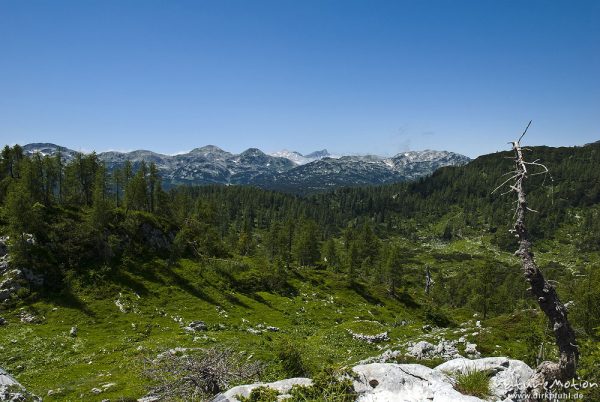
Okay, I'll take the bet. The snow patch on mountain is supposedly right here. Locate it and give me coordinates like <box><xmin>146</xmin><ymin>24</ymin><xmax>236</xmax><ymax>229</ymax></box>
<box><xmin>270</xmin><ymin>149</ymin><xmax>335</xmax><ymax>165</ymax></box>
<box><xmin>21</xmin><ymin>143</ymin><xmax>471</xmax><ymax>192</ymax></box>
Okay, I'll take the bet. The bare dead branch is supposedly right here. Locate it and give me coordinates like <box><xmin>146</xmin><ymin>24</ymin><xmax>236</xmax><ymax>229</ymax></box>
<box><xmin>493</xmin><ymin>121</ymin><xmax>578</xmax><ymax>395</ymax></box>
<box><xmin>518</xmin><ymin>120</ymin><xmax>532</xmax><ymax>143</ymax></box>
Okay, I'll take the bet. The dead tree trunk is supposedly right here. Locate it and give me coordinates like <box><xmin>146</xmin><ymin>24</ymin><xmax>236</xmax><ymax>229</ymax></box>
<box><xmin>425</xmin><ymin>266</ymin><xmax>433</xmax><ymax>295</ymax></box>
<box><xmin>495</xmin><ymin>122</ymin><xmax>578</xmax><ymax>389</ymax></box>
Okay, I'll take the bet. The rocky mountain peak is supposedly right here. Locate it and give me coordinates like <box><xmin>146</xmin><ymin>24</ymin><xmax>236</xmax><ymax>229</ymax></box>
<box><xmin>21</xmin><ymin>142</ymin><xmax>471</xmax><ymax>192</ymax></box>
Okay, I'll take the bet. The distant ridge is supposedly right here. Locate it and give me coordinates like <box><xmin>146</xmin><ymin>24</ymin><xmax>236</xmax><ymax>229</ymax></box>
<box><xmin>22</xmin><ymin>143</ymin><xmax>471</xmax><ymax>193</ymax></box>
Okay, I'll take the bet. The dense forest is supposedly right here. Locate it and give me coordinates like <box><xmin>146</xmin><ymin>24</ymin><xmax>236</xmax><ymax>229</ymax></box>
<box><xmin>1</xmin><ymin>142</ymin><xmax>599</xmax><ymax>400</ymax></box>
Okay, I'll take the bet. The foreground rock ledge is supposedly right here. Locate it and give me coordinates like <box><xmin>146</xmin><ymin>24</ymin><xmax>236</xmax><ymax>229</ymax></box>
<box><xmin>211</xmin><ymin>357</ymin><xmax>534</xmax><ymax>402</ymax></box>
<box><xmin>0</xmin><ymin>367</ymin><xmax>41</xmax><ymax>402</ymax></box>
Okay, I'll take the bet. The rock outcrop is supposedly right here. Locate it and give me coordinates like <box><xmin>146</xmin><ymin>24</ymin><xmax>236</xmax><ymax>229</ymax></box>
<box><xmin>184</xmin><ymin>320</ymin><xmax>207</xmax><ymax>332</ymax></box>
<box><xmin>211</xmin><ymin>357</ymin><xmax>534</xmax><ymax>402</ymax></box>
<box><xmin>435</xmin><ymin>357</ymin><xmax>534</xmax><ymax>401</ymax></box>
<box><xmin>0</xmin><ymin>235</ymin><xmax>43</xmax><ymax>302</ymax></box>
<box><xmin>211</xmin><ymin>378</ymin><xmax>312</xmax><ymax>402</ymax></box>
<box><xmin>0</xmin><ymin>367</ymin><xmax>40</xmax><ymax>401</ymax></box>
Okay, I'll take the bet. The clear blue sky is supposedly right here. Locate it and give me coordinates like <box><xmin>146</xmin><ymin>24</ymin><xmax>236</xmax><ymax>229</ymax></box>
<box><xmin>1</xmin><ymin>0</ymin><xmax>598</xmax><ymax>158</ymax></box>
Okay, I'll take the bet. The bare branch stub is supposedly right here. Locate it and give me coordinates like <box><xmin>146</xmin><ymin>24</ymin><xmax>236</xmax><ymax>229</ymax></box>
<box><xmin>494</xmin><ymin>122</ymin><xmax>578</xmax><ymax>390</ymax></box>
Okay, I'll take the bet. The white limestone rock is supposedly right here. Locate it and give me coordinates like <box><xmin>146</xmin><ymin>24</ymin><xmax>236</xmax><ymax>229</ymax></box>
<box><xmin>213</xmin><ymin>358</ymin><xmax>534</xmax><ymax>402</ymax></box>
<box><xmin>434</xmin><ymin>357</ymin><xmax>534</xmax><ymax>401</ymax></box>
<box><xmin>0</xmin><ymin>367</ymin><xmax>41</xmax><ymax>401</ymax></box>
<box><xmin>211</xmin><ymin>378</ymin><xmax>312</xmax><ymax>402</ymax></box>
<box><xmin>353</xmin><ymin>363</ymin><xmax>482</xmax><ymax>402</ymax></box>
<box><xmin>464</xmin><ymin>343</ymin><xmax>480</xmax><ymax>358</ymax></box>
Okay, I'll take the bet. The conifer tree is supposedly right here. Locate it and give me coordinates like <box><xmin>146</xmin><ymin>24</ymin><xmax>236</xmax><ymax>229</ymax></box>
<box><xmin>292</xmin><ymin>220</ymin><xmax>320</xmax><ymax>266</ymax></box>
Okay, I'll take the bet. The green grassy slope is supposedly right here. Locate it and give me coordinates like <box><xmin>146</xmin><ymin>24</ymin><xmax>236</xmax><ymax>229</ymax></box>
<box><xmin>3</xmin><ymin>235</ymin><xmax>594</xmax><ymax>401</ymax></box>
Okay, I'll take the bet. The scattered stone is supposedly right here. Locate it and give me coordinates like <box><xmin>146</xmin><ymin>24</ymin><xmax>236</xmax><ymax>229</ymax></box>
<box><xmin>358</xmin><ymin>349</ymin><xmax>402</xmax><ymax>364</ymax></box>
<box><xmin>115</xmin><ymin>294</ymin><xmax>129</xmax><ymax>313</ymax></box>
<box><xmin>184</xmin><ymin>321</ymin><xmax>207</xmax><ymax>332</ymax></box>
<box><xmin>47</xmin><ymin>388</ymin><xmax>63</xmax><ymax>396</ymax></box>
<box><xmin>0</xmin><ymin>317</ymin><xmax>6</xmax><ymax>326</ymax></box>
<box><xmin>69</xmin><ymin>326</ymin><xmax>78</xmax><ymax>337</ymax></box>
<box><xmin>18</xmin><ymin>310</ymin><xmax>40</xmax><ymax>324</ymax></box>
<box><xmin>24</xmin><ymin>234</ymin><xmax>35</xmax><ymax>246</ymax></box>
<box><xmin>406</xmin><ymin>339</ymin><xmax>461</xmax><ymax>360</ymax></box>
<box><xmin>265</xmin><ymin>326</ymin><xmax>279</xmax><ymax>332</ymax></box>
<box><xmin>347</xmin><ymin>329</ymin><xmax>390</xmax><ymax>343</ymax></box>
<box><xmin>464</xmin><ymin>342</ymin><xmax>480</xmax><ymax>358</ymax></box>
<box><xmin>422</xmin><ymin>324</ymin><xmax>432</xmax><ymax>332</ymax></box>
<box><xmin>91</xmin><ymin>387</ymin><xmax>102</xmax><ymax>394</ymax></box>
<box><xmin>155</xmin><ymin>347</ymin><xmax>200</xmax><ymax>359</ymax></box>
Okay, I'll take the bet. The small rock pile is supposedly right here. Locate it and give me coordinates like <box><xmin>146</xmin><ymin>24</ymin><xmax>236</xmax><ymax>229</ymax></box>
<box><xmin>185</xmin><ymin>320</ymin><xmax>208</xmax><ymax>332</ymax></box>
<box><xmin>347</xmin><ymin>329</ymin><xmax>390</xmax><ymax>343</ymax></box>
<box><xmin>406</xmin><ymin>339</ymin><xmax>461</xmax><ymax>360</ymax></box>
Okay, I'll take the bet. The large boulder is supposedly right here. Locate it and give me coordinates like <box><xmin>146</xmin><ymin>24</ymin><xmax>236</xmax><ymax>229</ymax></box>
<box><xmin>435</xmin><ymin>357</ymin><xmax>534</xmax><ymax>401</ymax></box>
<box><xmin>211</xmin><ymin>378</ymin><xmax>312</xmax><ymax>401</ymax></box>
<box><xmin>0</xmin><ymin>367</ymin><xmax>40</xmax><ymax>401</ymax></box>
<box><xmin>353</xmin><ymin>363</ymin><xmax>481</xmax><ymax>401</ymax></box>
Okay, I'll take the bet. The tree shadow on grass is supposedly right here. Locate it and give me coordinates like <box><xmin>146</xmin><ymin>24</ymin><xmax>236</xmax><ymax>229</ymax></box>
<box><xmin>110</xmin><ymin>270</ymin><xmax>152</xmax><ymax>296</ymax></box>
<box><xmin>249</xmin><ymin>292</ymin><xmax>273</xmax><ymax>307</ymax></box>
<box><xmin>223</xmin><ymin>291</ymin><xmax>251</xmax><ymax>309</ymax></box>
<box><xmin>160</xmin><ymin>266</ymin><xmax>217</xmax><ymax>305</ymax></box>
<box><xmin>44</xmin><ymin>288</ymin><xmax>97</xmax><ymax>317</ymax></box>
<box><xmin>349</xmin><ymin>281</ymin><xmax>382</xmax><ymax>305</ymax></box>
<box><xmin>392</xmin><ymin>290</ymin><xmax>420</xmax><ymax>309</ymax></box>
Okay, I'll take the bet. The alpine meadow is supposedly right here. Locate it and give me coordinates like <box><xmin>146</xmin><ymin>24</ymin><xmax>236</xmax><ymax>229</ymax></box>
<box><xmin>1</xmin><ymin>1</ymin><xmax>599</xmax><ymax>401</ymax></box>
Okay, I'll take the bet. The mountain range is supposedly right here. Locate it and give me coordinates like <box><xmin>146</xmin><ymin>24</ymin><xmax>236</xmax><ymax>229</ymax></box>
<box><xmin>22</xmin><ymin>143</ymin><xmax>471</xmax><ymax>193</ymax></box>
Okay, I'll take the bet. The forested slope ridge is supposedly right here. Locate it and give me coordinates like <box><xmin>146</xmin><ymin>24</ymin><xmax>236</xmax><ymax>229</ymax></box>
<box><xmin>0</xmin><ymin>142</ymin><xmax>599</xmax><ymax>401</ymax></box>
<box><xmin>21</xmin><ymin>142</ymin><xmax>470</xmax><ymax>192</ymax></box>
